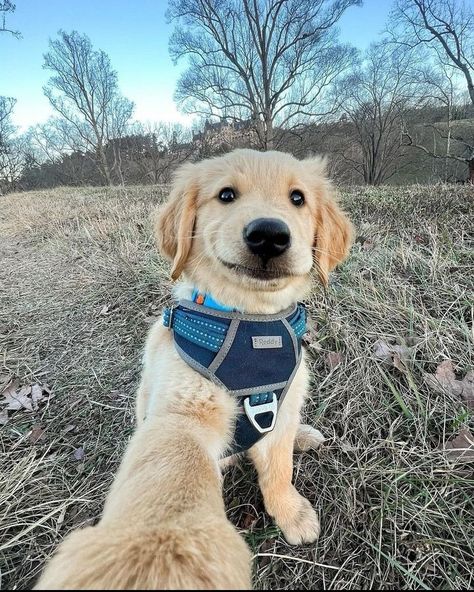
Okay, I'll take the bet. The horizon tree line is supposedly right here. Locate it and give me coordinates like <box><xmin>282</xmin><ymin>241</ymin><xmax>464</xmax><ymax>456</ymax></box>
<box><xmin>1</xmin><ymin>0</ymin><xmax>473</xmax><ymax>192</ymax></box>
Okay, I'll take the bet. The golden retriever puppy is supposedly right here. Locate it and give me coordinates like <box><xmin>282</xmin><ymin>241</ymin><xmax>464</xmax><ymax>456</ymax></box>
<box><xmin>137</xmin><ymin>149</ymin><xmax>353</xmax><ymax>545</ymax></box>
<box><xmin>35</xmin><ymin>386</ymin><xmax>252</xmax><ymax>589</ymax></box>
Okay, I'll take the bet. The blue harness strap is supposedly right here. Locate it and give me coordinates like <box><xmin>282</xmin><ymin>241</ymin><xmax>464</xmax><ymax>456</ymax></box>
<box><xmin>163</xmin><ymin>294</ymin><xmax>307</xmax><ymax>454</ymax></box>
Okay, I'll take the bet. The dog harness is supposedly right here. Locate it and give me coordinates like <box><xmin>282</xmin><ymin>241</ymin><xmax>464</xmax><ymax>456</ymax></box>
<box><xmin>163</xmin><ymin>291</ymin><xmax>307</xmax><ymax>453</ymax></box>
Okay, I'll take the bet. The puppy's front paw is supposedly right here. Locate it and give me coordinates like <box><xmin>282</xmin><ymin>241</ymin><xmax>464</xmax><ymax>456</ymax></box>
<box><xmin>294</xmin><ymin>423</ymin><xmax>326</xmax><ymax>452</ymax></box>
<box><xmin>275</xmin><ymin>491</ymin><xmax>320</xmax><ymax>545</ymax></box>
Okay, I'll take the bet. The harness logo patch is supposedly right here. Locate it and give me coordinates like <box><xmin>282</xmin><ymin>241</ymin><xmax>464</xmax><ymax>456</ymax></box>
<box><xmin>252</xmin><ymin>336</ymin><xmax>283</xmax><ymax>349</ymax></box>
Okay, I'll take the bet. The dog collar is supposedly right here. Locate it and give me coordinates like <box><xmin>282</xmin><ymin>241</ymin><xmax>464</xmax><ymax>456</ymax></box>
<box><xmin>190</xmin><ymin>289</ymin><xmax>236</xmax><ymax>312</ymax></box>
<box><xmin>163</xmin><ymin>292</ymin><xmax>306</xmax><ymax>453</ymax></box>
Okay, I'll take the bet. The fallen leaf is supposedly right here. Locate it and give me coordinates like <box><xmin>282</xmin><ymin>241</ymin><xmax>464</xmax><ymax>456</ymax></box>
<box><xmin>241</xmin><ymin>511</ymin><xmax>258</xmax><ymax>530</ymax></box>
<box><xmin>461</xmin><ymin>372</ymin><xmax>474</xmax><ymax>409</ymax></box>
<box><xmin>73</xmin><ymin>447</ymin><xmax>85</xmax><ymax>461</ymax></box>
<box><xmin>259</xmin><ymin>538</ymin><xmax>276</xmax><ymax>566</ymax></box>
<box><xmin>0</xmin><ymin>379</ymin><xmax>52</xmax><ymax>414</ymax></box>
<box><xmin>302</xmin><ymin>323</ymin><xmax>321</xmax><ymax>351</ymax></box>
<box><xmin>0</xmin><ymin>373</ymin><xmax>13</xmax><ymax>392</ymax></box>
<box><xmin>326</xmin><ymin>351</ymin><xmax>343</xmax><ymax>370</ymax></box>
<box><xmin>392</xmin><ymin>353</ymin><xmax>406</xmax><ymax>372</ymax></box>
<box><xmin>99</xmin><ymin>304</ymin><xmax>110</xmax><ymax>316</ymax></box>
<box><xmin>1</xmin><ymin>385</ymin><xmax>33</xmax><ymax>411</ymax></box>
<box><xmin>1</xmin><ymin>377</ymin><xmax>20</xmax><ymax>397</ymax></box>
<box><xmin>362</xmin><ymin>239</ymin><xmax>374</xmax><ymax>250</ymax></box>
<box><xmin>29</xmin><ymin>424</ymin><xmax>45</xmax><ymax>444</ymax></box>
<box><xmin>374</xmin><ymin>340</ymin><xmax>390</xmax><ymax>357</ymax></box>
<box><xmin>99</xmin><ymin>303</ymin><xmax>118</xmax><ymax>316</ymax></box>
<box><xmin>424</xmin><ymin>361</ymin><xmax>474</xmax><ymax>408</ymax></box>
<box><xmin>260</xmin><ymin>539</ymin><xmax>275</xmax><ymax>552</ymax></box>
<box><xmin>31</xmin><ymin>383</ymin><xmax>46</xmax><ymax>410</ymax></box>
<box><xmin>373</xmin><ymin>339</ymin><xmax>411</xmax><ymax>369</ymax></box>
<box><xmin>62</xmin><ymin>424</ymin><xmax>76</xmax><ymax>434</ymax></box>
<box><xmin>444</xmin><ymin>428</ymin><xmax>474</xmax><ymax>460</ymax></box>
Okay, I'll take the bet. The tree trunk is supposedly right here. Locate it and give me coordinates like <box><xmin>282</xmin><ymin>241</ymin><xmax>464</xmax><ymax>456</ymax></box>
<box><xmin>265</xmin><ymin>115</ymin><xmax>274</xmax><ymax>150</ymax></box>
<box><xmin>97</xmin><ymin>142</ymin><xmax>113</xmax><ymax>186</ymax></box>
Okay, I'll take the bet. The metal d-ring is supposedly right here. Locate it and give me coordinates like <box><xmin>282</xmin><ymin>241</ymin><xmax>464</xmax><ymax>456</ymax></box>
<box><xmin>243</xmin><ymin>392</ymin><xmax>278</xmax><ymax>434</ymax></box>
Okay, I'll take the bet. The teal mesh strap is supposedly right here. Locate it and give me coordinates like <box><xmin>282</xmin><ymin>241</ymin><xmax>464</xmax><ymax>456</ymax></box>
<box><xmin>290</xmin><ymin>305</ymin><xmax>306</xmax><ymax>338</ymax></box>
<box><xmin>163</xmin><ymin>304</ymin><xmax>306</xmax><ymax>349</ymax></box>
<box><xmin>163</xmin><ymin>308</ymin><xmax>227</xmax><ymax>352</ymax></box>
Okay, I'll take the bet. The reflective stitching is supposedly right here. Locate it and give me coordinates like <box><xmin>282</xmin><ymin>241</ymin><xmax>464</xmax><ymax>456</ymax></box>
<box><xmin>178</xmin><ymin>299</ymin><xmax>297</xmax><ymax>321</ymax></box>
<box><xmin>208</xmin><ymin>319</ymin><xmax>240</xmax><ymax>373</ymax></box>
<box><xmin>281</xmin><ymin>317</ymin><xmax>298</xmax><ymax>361</ymax></box>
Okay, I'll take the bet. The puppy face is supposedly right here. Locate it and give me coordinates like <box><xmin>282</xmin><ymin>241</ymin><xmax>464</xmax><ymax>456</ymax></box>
<box><xmin>155</xmin><ymin>149</ymin><xmax>353</xmax><ymax>307</ymax></box>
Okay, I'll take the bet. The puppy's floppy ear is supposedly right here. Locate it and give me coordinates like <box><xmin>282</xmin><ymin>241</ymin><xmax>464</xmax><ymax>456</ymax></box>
<box><xmin>306</xmin><ymin>157</ymin><xmax>353</xmax><ymax>285</ymax></box>
<box><xmin>154</xmin><ymin>162</ymin><xmax>198</xmax><ymax>280</ymax></box>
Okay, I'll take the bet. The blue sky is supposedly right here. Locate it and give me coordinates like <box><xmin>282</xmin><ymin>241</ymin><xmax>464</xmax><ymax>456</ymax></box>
<box><xmin>1</xmin><ymin>0</ymin><xmax>393</xmax><ymax>130</ymax></box>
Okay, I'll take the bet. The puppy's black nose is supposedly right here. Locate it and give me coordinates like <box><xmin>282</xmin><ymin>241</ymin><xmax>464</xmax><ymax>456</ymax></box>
<box><xmin>244</xmin><ymin>218</ymin><xmax>291</xmax><ymax>260</ymax></box>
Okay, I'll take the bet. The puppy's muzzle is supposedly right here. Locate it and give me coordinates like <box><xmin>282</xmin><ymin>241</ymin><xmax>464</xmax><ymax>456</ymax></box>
<box><xmin>243</xmin><ymin>218</ymin><xmax>291</xmax><ymax>262</ymax></box>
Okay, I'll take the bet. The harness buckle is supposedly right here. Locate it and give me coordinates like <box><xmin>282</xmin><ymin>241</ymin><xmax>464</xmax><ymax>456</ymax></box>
<box><xmin>243</xmin><ymin>392</ymin><xmax>278</xmax><ymax>434</ymax></box>
<box><xmin>166</xmin><ymin>306</ymin><xmax>176</xmax><ymax>330</ymax></box>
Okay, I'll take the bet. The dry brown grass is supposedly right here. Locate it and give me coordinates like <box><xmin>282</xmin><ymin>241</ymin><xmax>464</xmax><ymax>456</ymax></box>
<box><xmin>0</xmin><ymin>184</ymin><xmax>473</xmax><ymax>590</ymax></box>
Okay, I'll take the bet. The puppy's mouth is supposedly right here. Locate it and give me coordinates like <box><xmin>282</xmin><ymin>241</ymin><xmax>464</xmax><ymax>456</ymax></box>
<box><xmin>218</xmin><ymin>257</ymin><xmax>292</xmax><ymax>280</ymax></box>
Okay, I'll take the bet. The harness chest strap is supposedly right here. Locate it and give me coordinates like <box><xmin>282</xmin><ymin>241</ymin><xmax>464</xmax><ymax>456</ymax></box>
<box><xmin>163</xmin><ymin>298</ymin><xmax>307</xmax><ymax>452</ymax></box>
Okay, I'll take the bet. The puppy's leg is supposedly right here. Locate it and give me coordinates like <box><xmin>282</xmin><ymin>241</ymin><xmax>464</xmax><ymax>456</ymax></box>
<box><xmin>220</xmin><ymin>423</ymin><xmax>325</xmax><ymax>470</ymax></box>
<box><xmin>135</xmin><ymin>320</ymin><xmax>164</xmax><ymax>425</ymax></box>
<box><xmin>294</xmin><ymin>423</ymin><xmax>325</xmax><ymax>452</ymax></box>
<box><xmin>249</xmin><ymin>409</ymin><xmax>320</xmax><ymax>545</ymax></box>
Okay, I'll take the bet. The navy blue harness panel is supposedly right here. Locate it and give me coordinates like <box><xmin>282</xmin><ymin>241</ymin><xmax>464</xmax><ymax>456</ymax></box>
<box><xmin>214</xmin><ymin>319</ymin><xmax>297</xmax><ymax>391</ymax></box>
<box><xmin>163</xmin><ymin>300</ymin><xmax>306</xmax><ymax>453</ymax></box>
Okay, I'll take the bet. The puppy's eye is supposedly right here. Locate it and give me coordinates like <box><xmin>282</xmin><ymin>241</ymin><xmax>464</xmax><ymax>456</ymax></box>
<box><xmin>290</xmin><ymin>190</ymin><xmax>305</xmax><ymax>207</ymax></box>
<box><xmin>218</xmin><ymin>187</ymin><xmax>236</xmax><ymax>203</ymax></box>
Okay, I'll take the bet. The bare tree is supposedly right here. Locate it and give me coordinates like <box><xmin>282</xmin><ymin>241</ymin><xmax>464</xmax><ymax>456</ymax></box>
<box><xmin>390</xmin><ymin>0</ymin><xmax>473</xmax><ymax>104</ymax></box>
<box><xmin>0</xmin><ymin>1</ymin><xmax>20</xmax><ymax>191</ymax></box>
<box><xmin>20</xmin><ymin>119</ymin><xmax>195</xmax><ymax>189</ymax></box>
<box><xmin>389</xmin><ymin>0</ymin><xmax>474</xmax><ymax>181</ymax></box>
<box><xmin>401</xmin><ymin>62</ymin><xmax>473</xmax><ymax>182</ymax></box>
<box><xmin>43</xmin><ymin>30</ymin><xmax>134</xmax><ymax>185</ymax></box>
<box><xmin>0</xmin><ymin>96</ymin><xmax>17</xmax><ymax>192</ymax></box>
<box><xmin>0</xmin><ymin>0</ymin><xmax>20</xmax><ymax>37</ymax></box>
<box><xmin>0</xmin><ymin>101</ymin><xmax>33</xmax><ymax>193</ymax></box>
<box><xmin>337</xmin><ymin>43</ymin><xmax>417</xmax><ymax>185</ymax></box>
<box><xmin>0</xmin><ymin>96</ymin><xmax>15</xmax><ymax>140</ymax></box>
<box><xmin>168</xmin><ymin>0</ymin><xmax>360</xmax><ymax>150</ymax></box>
<box><xmin>22</xmin><ymin>118</ymin><xmax>97</xmax><ymax>186</ymax></box>
<box><xmin>126</xmin><ymin>121</ymin><xmax>195</xmax><ymax>184</ymax></box>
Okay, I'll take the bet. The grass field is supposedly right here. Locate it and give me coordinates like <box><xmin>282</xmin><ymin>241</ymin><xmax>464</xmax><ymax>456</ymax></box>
<box><xmin>0</xmin><ymin>183</ymin><xmax>473</xmax><ymax>590</ymax></box>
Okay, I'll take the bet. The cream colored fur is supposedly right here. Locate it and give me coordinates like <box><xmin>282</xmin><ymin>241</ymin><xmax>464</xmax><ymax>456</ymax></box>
<box><xmin>35</xmin><ymin>372</ymin><xmax>251</xmax><ymax>589</ymax></box>
<box><xmin>138</xmin><ymin>149</ymin><xmax>353</xmax><ymax>545</ymax></box>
